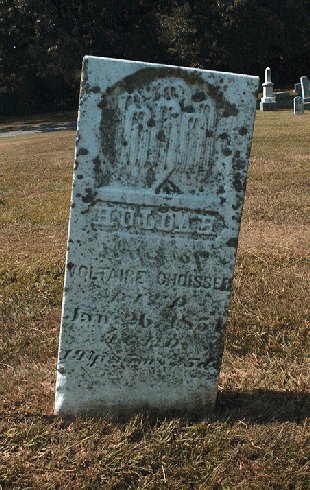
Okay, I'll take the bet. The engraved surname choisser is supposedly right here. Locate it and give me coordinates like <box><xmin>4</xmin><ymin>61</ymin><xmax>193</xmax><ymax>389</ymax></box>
<box><xmin>67</xmin><ymin>263</ymin><xmax>232</xmax><ymax>291</ymax></box>
<box><xmin>93</xmin><ymin>202</ymin><xmax>219</xmax><ymax>236</ymax></box>
<box><xmin>112</xmin><ymin>79</ymin><xmax>216</xmax><ymax>186</ymax></box>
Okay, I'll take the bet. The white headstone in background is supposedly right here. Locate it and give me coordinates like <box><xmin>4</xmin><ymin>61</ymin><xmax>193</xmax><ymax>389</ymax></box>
<box><xmin>300</xmin><ymin>76</ymin><xmax>310</xmax><ymax>101</ymax></box>
<box><xmin>260</xmin><ymin>67</ymin><xmax>277</xmax><ymax>111</ymax></box>
<box><xmin>294</xmin><ymin>96</ymin><xmax>304</xmax><ymax>115</ymax></box>
<box><xmin>55</xmin><ymin>56</ymin><xmax>258</xmax><ymax>416</ymax></box>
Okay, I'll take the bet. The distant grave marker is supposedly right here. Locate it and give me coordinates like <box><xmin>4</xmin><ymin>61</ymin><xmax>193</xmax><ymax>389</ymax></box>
<box><xmin>55</xmin><ymin>57</ymin><xmax>258</xmax><ymax>416</ymax></box>
<box><xmin>294</xmin><ymin>96</ymin><xmax>304</xmax><ymax>115</ymax></box>
<box><xmin>260</xmin><ymin>67</ymin><xmax>277</xmax><ymax>111</ymax></box>
<box><xmin>300</xmin><ymin>76</ymin><xmax>310</xmax><ymax>101</ymax></box>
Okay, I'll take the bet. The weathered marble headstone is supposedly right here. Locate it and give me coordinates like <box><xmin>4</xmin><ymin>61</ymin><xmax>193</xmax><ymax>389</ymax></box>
<box><xmin>55</xmin><ymin>56</ymin><xmax>258</xmax><ymax>416</ymax></box>
<box><xmin>300</xmin><ymin>76</ymin><xmax>310</xmax><ymax>101</ymax></box>
<box><xmin>294</xmin><ymin>96</ymin><xmax>304</xmax><ymax>115</ymax></box>
<box><xmin>260</xmin><ymin>67</ymin><xmax>277</xmax><ymax>111</ymax></box>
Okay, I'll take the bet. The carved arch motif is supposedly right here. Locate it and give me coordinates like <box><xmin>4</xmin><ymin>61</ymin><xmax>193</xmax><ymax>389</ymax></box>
<box><xmin>114</xmin><ymin>78</ymin><xmax>216</xmax><ymax>189</ymax></box>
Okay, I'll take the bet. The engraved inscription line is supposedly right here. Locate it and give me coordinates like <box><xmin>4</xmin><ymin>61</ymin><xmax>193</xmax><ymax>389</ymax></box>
<box><xmin>93</xmin><ymin>202</ymin><xmax>220</xmax><ymax>236</ymax></box>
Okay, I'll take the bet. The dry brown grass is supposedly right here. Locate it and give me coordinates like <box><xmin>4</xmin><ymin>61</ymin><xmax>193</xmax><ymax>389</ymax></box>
<box><xmin>0</xmin><ymin>111</ymin><xmax>309</xmax><ymax>489</ymax></box>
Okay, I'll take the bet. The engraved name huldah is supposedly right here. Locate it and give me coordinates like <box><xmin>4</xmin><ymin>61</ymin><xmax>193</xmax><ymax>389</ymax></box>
<box><xmin>93</xmin><ymin>202</ymin><xmax>221</xmax><ymax>236</ymax></box>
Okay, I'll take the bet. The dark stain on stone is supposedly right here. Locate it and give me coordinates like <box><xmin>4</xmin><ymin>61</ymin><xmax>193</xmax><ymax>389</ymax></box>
<box><xmin>223</xmin><ymin>105</ymin><xmax>238</xmax><ymax>117</ymax></box>
<box><xmin>146</xmin><ymin>168</ymin><xmax>155</xmax><ymax>187</ymax></box>
<box><xmin>100</xmin><ymin>106</ymin><xmax>119</xmax><ymax>166</ymax></box>
<box><xmin>192</xmin><ymin>91</ymin><xmax>206</xmax><ymax>102</ymax></box>
<box><xmin>77</xmin><ymin>147</ymin><xmax>88</xmax><ymax>156</ymax></box>
<box><xmin>81</xmin><ymin>187</ymin><xmax>99</xmax><ymax>206</ymax></box>
<box><xmin>226</xmin><ymin>237</ymin><xmax>238</xmax><ymax>247</ymax></box>
<box><xmin>235</xmin><ymin>150</ymin><xmax>241</xmax><ymax>158</ymax></box>
<box><xmin>233</xmin><ymin>158</ymin><xmax>246</xmax><ymax>171</ymax></box>
<box><xmin>239</xmin><ymin>126</ymin><xmax>248</xmax><ymax>136</ymax></box>
<box><xmin>217</xmin><ymin>185</ymin><xmax>225</xmax><ymax>194</ymax></box>
<box><xmin>93</xmin><ymin>156</ymin><xmax>111</xmax><ymax>187</ymax></box>
<box><xmin>71</xmin><ymin>203</ymin><xmax>75</xmax><ymax>208</ymax></box>
<box><xmin>219</xmin><ymin>133</ymin><xmax>228</xmax><ymax>140</ymax></box>
<box><xmin>77</xmin><ymin>175</ymin><xmax>83</xmax><ymax>179</ymax></box>
<box><xmin>147</xmin><ymin>118</ymin><xmax>156</xmax><ymax>128</ymax></box>
<box><xmin>90</xmin><ymin>85</ymin><xmax>101</xmax><ymax>94</ymax></box>
<box><xmin>98</xmin><ymin>94</ymin><xmax>108</xmax><ymax>109</ymax></box>
<box><xmin>233</xmin><ymin>172</ymin><xmax>244</xmax><ymax>193</ymax></box>
<box><xmin>156</xmin><ymin>130</ymin><xmax>165</xmax><ymax>142</ymax></box>
<box><xmin>206</xmin><ymin>129</ymin><xmax>214</xmax><ymax>137</ymax></box>
<box><xmin>222</xmin><ymin>148</ymin><xmax>232</xmax><ymax>156</ymax></box>
<box><xmin>74</xmin><ymin>160</ymin><xmax>79</xmax><ymax>170</ymax></box>
<box><xmin>67</xmin><ymin>262</ymin><xmax>74</xmax><ymax>271</ymax></box>
<box><xmin>108</xmin><ymin>67</ymin><xmax>206</xmax><ymax>95</ymax></box>
<box><xmin>183</xmin><ymin>105</ymin><xmax>194</xmax><ymax>113</ymax></box>
<box><xmin>207</xmin><ymin>84</ymin><xmax>238</xmax><ymax>116</ymax></box>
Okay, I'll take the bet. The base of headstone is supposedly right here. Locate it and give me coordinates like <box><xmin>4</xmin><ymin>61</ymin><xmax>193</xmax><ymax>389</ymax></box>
<box><xmin>274</xmin><ymin>91</ymin><xmax>290</xmax><ymax>101</ymax></box>
<box><xmin>55</xmin><ymin>386</ymin><xmax>218</xmax><ymax>418</ymax></box>
<box><xmin>260</xmin><ymin>101</ymin><xmax>277</xmax><ymax>111</ymax></box>
<box><xmin>277</xmin><ymin>100</ymin><xmax>293</xmax><ymax>109</ymax></box>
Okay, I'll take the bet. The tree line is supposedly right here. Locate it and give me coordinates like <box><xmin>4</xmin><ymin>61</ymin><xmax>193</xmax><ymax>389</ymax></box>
<box><xmin>0</xmin><ymin>0</ymin><xmax>309</xmax><ymax>116</ymax></box>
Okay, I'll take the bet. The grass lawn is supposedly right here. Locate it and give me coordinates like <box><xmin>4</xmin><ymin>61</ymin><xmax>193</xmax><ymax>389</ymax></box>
<box><xmin>0</xmin><ymin>111</ymin><xmax>309</xmax><ymax>489</ymax></box>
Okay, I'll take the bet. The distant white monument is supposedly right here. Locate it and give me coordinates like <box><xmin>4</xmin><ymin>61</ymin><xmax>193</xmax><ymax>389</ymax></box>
<box><xmin>55</xmin><ymin>56</ymin><xmax>259</xmax><ymax>417</ymax></box>
<box><xmin>260</xmin><ymin>67</ymin><xmax>277</xmax><ymax>111</ymax></box>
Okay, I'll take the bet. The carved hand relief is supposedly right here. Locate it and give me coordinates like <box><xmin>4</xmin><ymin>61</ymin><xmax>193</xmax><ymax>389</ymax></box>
<box><xmin>101</xmin><ymin>78</ymin><xmax>216</xmax><ymax>193</ymax></box>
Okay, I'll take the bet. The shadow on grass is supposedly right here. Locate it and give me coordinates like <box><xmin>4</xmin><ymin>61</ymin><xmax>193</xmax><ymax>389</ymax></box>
<box><xmin>216</xmin><ymin>389</ymin><xmax>310</xmax><ymax>424</ymax></box>
<box><xmin>1</xmin><ymin>390</ymin><xmax>309</xmax><ymax>426</ymax></box>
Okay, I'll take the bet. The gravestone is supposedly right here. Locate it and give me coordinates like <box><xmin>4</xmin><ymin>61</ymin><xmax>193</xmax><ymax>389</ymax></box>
<box><xmin>294</xmin><ymin>96</ymin><xmax>304</xmax><ymax>115</ymax></box>
<box><xmin>260</xmin><ymin>67</ymin><xmax>277</xmax><ymax>111</ymax></box>
<box><xmin>300</xmin><ymin>76</ymin><xmax>310</xmax><ymax>101</ymax></box>
<box><xmin>55</xmin><ymin>56</ymin><xmax>259</xmax><ymax>416</ymax></box>
<box><xmin>274</xmin><ymin>91</ymin><xmax>290</xmax><ymax>101</ymax></box>
<box><xmin>295</xmin><ymin>82</ymin><xmax>302</xmax><ymax>97</ymax></box>
<box><xmin>274</xmin><ymin>91</ymin><xmax>293</xmax><ymax>109</ymax></box>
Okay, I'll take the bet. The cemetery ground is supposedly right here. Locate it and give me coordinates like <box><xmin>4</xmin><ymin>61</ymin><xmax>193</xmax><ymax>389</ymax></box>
<box><xmin>0</xmin><ymin>111</ymin><xmax>309</xmax><ymax>489</ymax></box>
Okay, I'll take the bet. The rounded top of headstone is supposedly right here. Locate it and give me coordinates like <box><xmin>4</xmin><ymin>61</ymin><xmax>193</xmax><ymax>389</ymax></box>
<box><xmin>265</xmin><ymin>67</ymin><xmax>272</xmax><ymax>83</ymax></box>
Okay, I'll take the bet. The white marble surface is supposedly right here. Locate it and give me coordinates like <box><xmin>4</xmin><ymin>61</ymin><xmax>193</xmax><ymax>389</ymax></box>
<box><xmin>294</xmin><ymin>96</ymin><xmax>304</xmax><ymax>115</ymax></box>
<box><xmin>55</xmin><ymin>56</ymin><xmax>259</xmax><ymax>416</ymax></box>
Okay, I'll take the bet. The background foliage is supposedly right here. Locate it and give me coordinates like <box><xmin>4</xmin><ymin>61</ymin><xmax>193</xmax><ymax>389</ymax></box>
<box><xmin>0</xmin><ymin>0</ymin><xmax>309</xmax><ymax>116</ymax></box>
